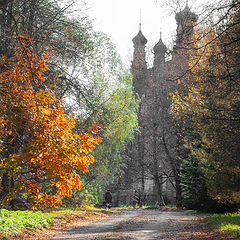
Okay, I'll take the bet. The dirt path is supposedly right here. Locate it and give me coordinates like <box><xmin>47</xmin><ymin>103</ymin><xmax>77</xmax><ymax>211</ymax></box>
<box><xmin>50</xmin><ymin>209</ymin><xmax>236</xmax><ymax>240</ymax></box>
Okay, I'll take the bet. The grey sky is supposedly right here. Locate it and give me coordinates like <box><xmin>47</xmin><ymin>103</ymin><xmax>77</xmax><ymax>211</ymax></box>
<box><xmin>87</xmin><ymin>0</ymin><xmax>213</xmax><ymax>65</ymax></box>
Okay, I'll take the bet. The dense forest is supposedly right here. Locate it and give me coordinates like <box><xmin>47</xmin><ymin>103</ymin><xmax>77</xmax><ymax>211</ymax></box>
<box><xmin>0</xmin><ymin>0</ymin><xmax>239</xmax><ymax>214</ymax></box>
<box><xmin>0</xmin><ymin>0</ymin><xmax>138</xmax><ymax>209</ymax></box>
<box><xmin>170</xmin><ymin>0</ymin><xmax>239</xmax><ymax>211</ymax></box>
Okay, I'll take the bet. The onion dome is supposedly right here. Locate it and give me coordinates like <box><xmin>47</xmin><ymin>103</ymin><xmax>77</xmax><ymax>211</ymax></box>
<box><xmin>153</xmin><ymin>34</ymin><xmax>167</xmax><ymax>54</ymax></box>
<box><xmin>132</xmin><ymin>30</ymin><xmax>148</xmax><ymax>46</ymax></box>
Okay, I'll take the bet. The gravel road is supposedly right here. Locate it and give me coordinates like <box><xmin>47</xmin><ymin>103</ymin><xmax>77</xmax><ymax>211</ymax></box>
<box><xmin>50</xmin><ymin>209</ymin><xmax>235</xmax><ymax>240</ymax></box>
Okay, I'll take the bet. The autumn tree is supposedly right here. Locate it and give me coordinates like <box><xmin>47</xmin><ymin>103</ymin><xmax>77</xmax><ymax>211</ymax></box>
<box><xmin>0</xmin><ymin>36</ymin><xmax>101</xmax><ymax>209</ymax></box>
<box><xmin>0</xmin><ymin>0</ymin><xmax>141</xmax><ymax>209</ymax></box>
<box><xmin>0</xmin><ymin>0</ymin><xmax>92</xmax><ymax>55</ymax></box>
<box><xmin>57</xmin><ymin>33</ymin><xmax>139</xmax><ymax>205</ymax></box>
<box><xmin>171</xmin><ymin>1</ymin><xmax>240</xmax><ymax>205</ymax></box>
<box><xmin>0</xmin><ymin>0</ymin><xmax>94</xmax><ymax>98</ymax></box>
<box><xmin>0</xmin><ymin>0</ymin><xmax>139</xmax><ymax>207</ymax></box>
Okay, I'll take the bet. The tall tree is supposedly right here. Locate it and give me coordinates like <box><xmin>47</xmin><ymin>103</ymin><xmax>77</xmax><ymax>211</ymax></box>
<box><xmin>171</xmin><ymin>0</ymin><xmax>240</xmax><ymax>204</ymax></box>
<box><xmin>0</xmin><ymin>36</ymin><xmax>101</xmax><ymax>208</ymax></box>
<box><xmin>0</xmin><ymin>0</ymin><xmax>139</xmax><ymax>206</ymax></box>
<box><xmin>60</xmin><ymin>34</ymin><xmax>139</xmax><ymax>204</ymax></box>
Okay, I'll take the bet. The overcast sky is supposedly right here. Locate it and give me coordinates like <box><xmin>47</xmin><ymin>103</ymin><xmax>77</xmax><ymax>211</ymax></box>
<box><xmin>86</xmin><ymin>0</ymin><xmax>212</xmax><ymax>65</ymax></box>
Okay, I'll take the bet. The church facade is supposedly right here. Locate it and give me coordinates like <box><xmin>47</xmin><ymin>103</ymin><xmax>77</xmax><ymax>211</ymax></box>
<box><xmin>112</xmin><ymin>4</ymin><xmax>197</xmax><ymax>207</ymax></box>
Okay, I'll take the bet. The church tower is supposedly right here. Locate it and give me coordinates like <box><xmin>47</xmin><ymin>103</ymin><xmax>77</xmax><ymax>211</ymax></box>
<box><xmin>113</xmin><ymin>4</ymin><xmax>199</xmax><ymax>208</ymax></box>
<box><xmin>131</xmin><ymin>24</ymin><xmax>148</xmax><ymax>97</ymax></box>
<box><xmin>174</xmin><ymin>1</ymin><xmax>198</xmax><ymax>50</ymax></box>
<box><xmin>153</xmin><ymin>33</ymin><xmax>167</xmax><ymax>70</ymax></box>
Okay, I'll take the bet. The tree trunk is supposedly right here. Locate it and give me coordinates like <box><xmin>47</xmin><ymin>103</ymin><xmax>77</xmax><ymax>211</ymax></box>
<box><xmin>162</xmin><ymin>131</ymin><xmax>182</xmax><ymax>207</ymax></box>
<box><xmin>175</xmin><ymin>175</ymin><xmax>182</xmax><ymax>207</ymax></box>
<box><xmin>137</xmin><ymin>121</ymin><xmax>145</xmax><ymax>207</ymax></box>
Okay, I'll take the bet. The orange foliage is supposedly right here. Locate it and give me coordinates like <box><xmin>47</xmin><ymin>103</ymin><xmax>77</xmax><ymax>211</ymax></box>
<box><xmin>0</xmin><ymin>36</ymin><xmax>101</xmax><ymax>208</ymax></box>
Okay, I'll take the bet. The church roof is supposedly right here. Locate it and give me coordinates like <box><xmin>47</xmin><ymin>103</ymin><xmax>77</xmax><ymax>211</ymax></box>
<box><xmin>153</xmin><ymin>35</ymin><xmax>167</xmax><ymax>54</ymax></box>
<box><xmin>132</xmin><ymin>30</ymin><xmax>148</xmax><ymax>46</ymax></box>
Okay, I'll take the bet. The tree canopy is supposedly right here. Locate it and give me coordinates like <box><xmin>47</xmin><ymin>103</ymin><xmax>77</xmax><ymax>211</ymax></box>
<box><xmin>170</xmin><ymin>1</ymin><xmax>240</xmax><ymax>204</ymax></box>
<box><xmin>0</xmin><ymin>0</ymin><xmax>139</xmax><ymax>208</ymax></box>
<box><xmin>0</xmin><ymin>36</ymin><xmax>101</xmax><ymax>208</ymax></box>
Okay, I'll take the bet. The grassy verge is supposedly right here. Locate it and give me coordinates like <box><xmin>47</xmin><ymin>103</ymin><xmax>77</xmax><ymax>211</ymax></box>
<box><xmin>0</xmin><ymin>207</ymin><xmax>113</xmax><ymax>239</ymax></box>
<box><xmin>0</xmin><ymin>209</ymin><xmax>53</xmax><ymax>237</ymax></box>
<box><xmin>207</xmin><ymin>212</ymin><xmax>240</xmax><ymax>238</ymax></box>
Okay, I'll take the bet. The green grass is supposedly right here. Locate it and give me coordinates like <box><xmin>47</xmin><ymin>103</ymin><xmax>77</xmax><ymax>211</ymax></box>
<box><xmin>0</xmin><ymin>209</ymin><xmax>53</xmax><ymax>237</ymax></box>
<box><xmin>207</xmin><ymin>212</ymin><xmax>240</xmax><ymax>238</ymax></box>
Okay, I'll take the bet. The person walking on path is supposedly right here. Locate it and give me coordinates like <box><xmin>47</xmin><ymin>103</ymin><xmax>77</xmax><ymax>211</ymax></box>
<box><xmin>104</xmin><ymin>189</ymin><xmax>112</xmax><ymax>208</ymax></box>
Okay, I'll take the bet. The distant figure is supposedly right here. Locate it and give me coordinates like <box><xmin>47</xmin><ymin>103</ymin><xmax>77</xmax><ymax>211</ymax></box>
<box><xmin>104</xmin><ymin>189</ymin><xmax>112</xmax><ymax>208</ymax></box>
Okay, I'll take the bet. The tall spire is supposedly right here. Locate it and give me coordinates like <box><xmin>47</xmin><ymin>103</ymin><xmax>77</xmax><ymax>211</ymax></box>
<box><xmin>132</xmin><ymin>8</ymin><xmax>148</xmax><ymax>97</ymax></box>
<box><xmin>132</xmin><ymin>10</ymin><xmax>147</xmax><ymax>46</ymax></box>
<box><xmin>174</xmin><ymin>0</ymin><xmax>198</xmax><ymax>52</ymax></box>
<box><xmin>139</xmin><ymin>9</ymin><xmax>142</xmax><ymax>31</ymax></box>
<box><xmin>175</xmin><ymin>1</ymin><xmax>197</xmax><ymax>25</ymax></box>
<box><xmin>159</xmin><ymin>15</ymin><xmax>162</xmax><ymax>37</ymax></box>
<box><xmin>184</xmin><ymin>0</ymin><xmax>190</xmax><ymax>12</ymax></box>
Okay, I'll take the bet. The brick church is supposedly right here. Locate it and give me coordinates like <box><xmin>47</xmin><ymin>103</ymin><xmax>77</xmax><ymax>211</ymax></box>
<box><xmin>112</xmin><ymin>3</ymin><xmax>197</xmax><ymax>207</ymax></box>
